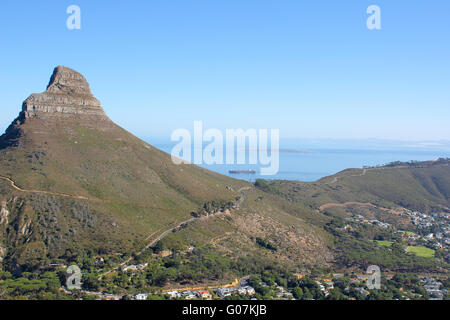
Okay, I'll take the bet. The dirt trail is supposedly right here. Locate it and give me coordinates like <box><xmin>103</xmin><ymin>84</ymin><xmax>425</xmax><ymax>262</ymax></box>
<box><xmin>0</xmin><ymin>175</ymin><xmax>176</xmax><ymax>208</ymax></box>
<box><xmin>319</xmin><ymin>200</ymin><xmax>404</xmax><ymax>216</ymax></box>
<box><xmin>0</xmin><ymin>175</ymin><xmax>91</xmax><ymax>200</ymax></box>
<box><xmin>329</xmin><ymin>168</ymin><xmax>368</xmax><ymax>184</ymax></box>
<box><xmin>319</xmin><ymin>201</ymin><xmax>376</xmax><ymax>211</ymax></box>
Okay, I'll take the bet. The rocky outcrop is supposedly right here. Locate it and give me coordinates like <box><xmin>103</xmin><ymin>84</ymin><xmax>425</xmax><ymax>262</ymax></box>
<box><xmin>0</xmin><ymin>201</ymin><xmax>9</xmax><ymax>225</ymax></box>
<box><xmin>21</xmin><ymin>66</ymin><xmax>107</xmax><ymax>119</ymax></box>
<box><xmin>0</xmin><ymin>201</ymin><xmax>9</xmax><ymax>263</ymax></box>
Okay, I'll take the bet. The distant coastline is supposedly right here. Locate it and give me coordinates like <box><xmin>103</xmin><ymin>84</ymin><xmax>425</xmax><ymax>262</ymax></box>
<box><xmin>150</xmin><ymin>139</ymin><xmax>450</xmax><ymax>183</ymax></box>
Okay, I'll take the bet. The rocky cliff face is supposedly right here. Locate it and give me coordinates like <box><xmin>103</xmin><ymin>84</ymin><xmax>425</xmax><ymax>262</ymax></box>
<box><xmin>21</xmin><ymin>66</ymin><xmax>107</xmax><ymax>119</ymax></box>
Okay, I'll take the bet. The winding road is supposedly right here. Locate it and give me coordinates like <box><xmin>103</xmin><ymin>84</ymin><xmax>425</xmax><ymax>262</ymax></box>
<box><xmin>99</xmin><ymin>186</ymin><xmax>251</xmax><ymax>278</ymax></box>
<box><xmin>145</xmin><ymin>186</ymin><xmax>250</xmax><ymax>249</ymax></box>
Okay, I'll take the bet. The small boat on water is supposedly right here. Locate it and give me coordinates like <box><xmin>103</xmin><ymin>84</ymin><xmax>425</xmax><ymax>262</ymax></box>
<box><xmin>229</xmin><ymin>169</ymin><xmax>256</xmax><ymax>174</ymax></box>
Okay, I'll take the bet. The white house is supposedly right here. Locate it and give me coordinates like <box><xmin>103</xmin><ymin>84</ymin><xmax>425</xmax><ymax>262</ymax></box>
<box><xmin>217</xmin><ymin>288</ymin><xmax>232</xmax><ymax>297</ymax></box>
<box><xmin>135</xmin><ymin>293</ymin><xmax>148</xmax><ymax>300</ymax></box>
<box><xmin>166</xmin><ymin>291</ymin><xmax>180</xmax><ymax>299</ymax></box>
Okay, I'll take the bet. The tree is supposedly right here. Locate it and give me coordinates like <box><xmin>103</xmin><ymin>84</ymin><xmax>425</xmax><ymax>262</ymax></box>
<box><xmin>302</xmin><ymin>288</ymin><xmax>313</xmax><ymax>300</ymax></box>
<box><xmin>82</xmin><ymin>274</ymin><xmax>100</xmax><ymax>291</ymax></box>
<box><xmin>153</xmin><ymin>241</ymin><xmax>164</xmax><ymax>254</ymax></box>
<box><xmin>293</xmin><ymin>287</ymin><xmax>303</xmax><ymax>299</ymax></box>
<box><xmin>327</xmin><ymin>288</ymin><xmax>347</xmax><ymax>300</ymax></box>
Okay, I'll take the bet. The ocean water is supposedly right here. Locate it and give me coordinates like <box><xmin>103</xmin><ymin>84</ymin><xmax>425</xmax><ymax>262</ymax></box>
<box><xmin>148</xmin><ymin>138</ymin><xmax>450</xmax><ymax>182</ymax></box>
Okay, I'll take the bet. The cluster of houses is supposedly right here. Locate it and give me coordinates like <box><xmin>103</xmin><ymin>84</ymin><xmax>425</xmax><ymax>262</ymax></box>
<box><xmin>348</xmin><ymin>210</ymin><xmax>450</xmax><ymax>257</ymax></box>
<box><xmin>99</xmin><ymin>293</ymin><xmax>122</xmax><ymax>300</ymax></box>
<box><xmin>82</xmin><ymin>273</ymin><xmax>449</xmax><ymax>300</ymax></box>
<box><xmin>273</xmin><ymin>286</ymin><xmax>294</xmax><ymax>300</ymax></box>
<box><xmin>216</xmin><ymin>285</ymin><xmax>256</xmax><ymax>298</ymax></box>
<box><xmin>133</xmin><ymin>291</ymin><xmax>214</xmax><ymax>301</ymax></box>
<box><xmin>315</xmin><ymin>281</ymin><xmax>331</xmax><ymax>297</ymax></box>
<box><xmin>131</xmin><ymin>284</ymin><xmax>257</xmax><ymax>300</ymax></box>
<box><xmin>369</xmin><ymin>219</ymin><xmax>390</xmax><ymax>229</ymax></box>
<box><xmin>348</xmin><ymin>215</ymin><xmax>390</xmax><ymax>229</ymax></box>
<box><xmin>407</xmin><ymin>211</ymin><xmax>450</xmax><ymax>233</ymax></box>
<box><xmin>420</xmin><ymin>277</ymin><xmax>448</xmax><ymax>300</ymax></box>
<box><xmin>332</xmin><ymin>274</ymin><xmax>370</xmax><ymax>298</ymax></box>
<box><xmin>165</xmin><ymin>290</ymin><xmax>212</xmax><ymax>300</ymax></box>
<box><xmin>408</xmin><ymin>211</ymin><xmax>435</xmax><ymax>228</ymax></box>
<box><xmin>79</xmin><ymin>290</ymin><xmax>122</xmax><ymax>300</ymax></box>
<box><xmin>405</xmin><ymin>211</ymin><xmax>450</xmax><ymax>250</ymax></box>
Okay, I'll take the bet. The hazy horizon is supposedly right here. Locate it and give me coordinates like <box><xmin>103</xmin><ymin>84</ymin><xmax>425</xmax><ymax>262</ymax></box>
<box><xmin>150</xmin><ymin>136</ymin><xmax>450</xmax><ymax>182</ymax></box>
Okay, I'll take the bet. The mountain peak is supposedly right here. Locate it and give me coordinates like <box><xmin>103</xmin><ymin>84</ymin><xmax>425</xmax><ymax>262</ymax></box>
<box><xmin>21</xmin><ymin>66</ymin><xmax>106</xmax><ymax>120</ymax></box>
<box><xmin>46</xmin><ymin>66</ymin><xmax>93</xmax><ymax>96</ymax></box>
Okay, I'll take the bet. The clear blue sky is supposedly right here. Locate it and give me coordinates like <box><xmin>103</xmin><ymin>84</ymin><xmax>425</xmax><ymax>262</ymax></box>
<box><xmin>1</xmin><ymin>0</ymin><xmax>449</xmax><ymax>141</ymax></box>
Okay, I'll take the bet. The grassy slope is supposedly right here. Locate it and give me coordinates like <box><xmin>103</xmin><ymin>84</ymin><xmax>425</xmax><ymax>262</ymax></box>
<box><xmin>0</xmin><ymin>115</ymin><xmax>248</xmax><ymax>265</ymax></box>
<box><xmin>0</xmin><ymin>115</ymin><xmax>332</xmax><ymax>271</ymax></box>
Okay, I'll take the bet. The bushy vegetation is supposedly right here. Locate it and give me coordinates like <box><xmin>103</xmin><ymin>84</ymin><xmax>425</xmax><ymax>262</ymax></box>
<box><xmin>255</xmin><ymin>179</ymin><xmax>280</xmax><ymax>194</ymax></box>
<box><xmin>255</xmin><ymin>237</ymin><xmax>277</xmax><ymax>252</ymax></box>
<box><xmin>191</xmin><ymin>199</ymin><xmax>236</xmax><ymax>217</ymax></box>
<box><xmin>0</xmin><ymin>271</ymin><xmax>69</xmax><ymax>300</ymax></box>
